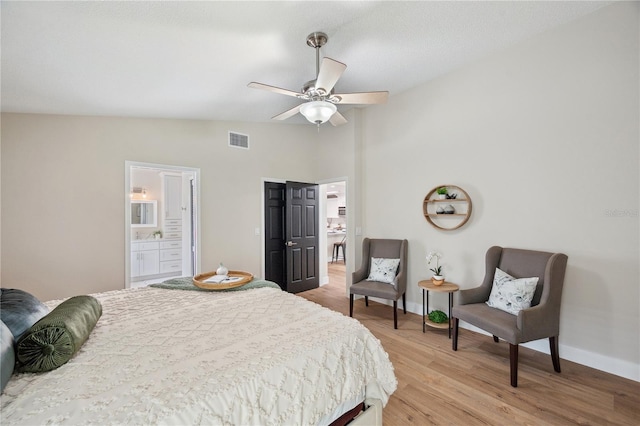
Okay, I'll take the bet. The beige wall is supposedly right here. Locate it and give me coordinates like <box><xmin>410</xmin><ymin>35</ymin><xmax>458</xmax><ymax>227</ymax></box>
<box><xmin>1</xmin><ymin>114</ymin><xmax>320</xmax><ymax>300</ymax></box>
<box><xmin>360</xmin><ymin>2</ymin><xmax>639</xmax><ymax>380</ymax></box>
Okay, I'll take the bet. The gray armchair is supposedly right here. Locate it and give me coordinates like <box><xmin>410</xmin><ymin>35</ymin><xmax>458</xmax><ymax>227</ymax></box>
<box><xmin>452</xmin><ymin>246</ymin><xmax>568</xmax><ymax>387</ymax></box>
<box><xmin>350</xmin><ymin>238</ymin><xmax>408</xmax><ymax>329</ymax></box>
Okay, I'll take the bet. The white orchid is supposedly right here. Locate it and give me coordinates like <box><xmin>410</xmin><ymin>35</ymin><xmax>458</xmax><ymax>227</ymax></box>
<box><xmin>426</xmin><ymin>251</ymin><xmax>443</xmax><ymax>276</ymax></box>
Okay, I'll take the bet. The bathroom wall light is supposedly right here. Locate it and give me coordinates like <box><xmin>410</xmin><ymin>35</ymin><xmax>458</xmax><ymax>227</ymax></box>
<box><xmin>131</xmin><ymin>187</ymin><xmax>147</xmax><ymax>199</ymax></box>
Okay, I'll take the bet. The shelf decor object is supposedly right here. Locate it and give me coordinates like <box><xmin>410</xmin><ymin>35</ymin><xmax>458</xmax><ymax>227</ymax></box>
<box><xmin>432</xmin><ymin>276</ymin><xmax>445</xmax><ymax>285</ymax></box>
<box><xmin>423</xmin><ymin>185</ymin><xmax>472</xmax><ymax>231</ymax></box>
<box><xmin>193</xmin><ymin>270</ymin><xmax>253</xmax><ymax>290</ymax></box>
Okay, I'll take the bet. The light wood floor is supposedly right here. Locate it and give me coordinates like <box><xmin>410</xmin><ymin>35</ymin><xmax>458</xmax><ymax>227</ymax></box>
<box><xmin>300</xmin><ymin>263</ymin><xmax>640</xmax><ymax>425</ymax></box>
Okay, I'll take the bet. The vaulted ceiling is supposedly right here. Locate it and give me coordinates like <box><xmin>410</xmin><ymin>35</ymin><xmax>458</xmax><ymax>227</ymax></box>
<box><xmin>1</xmin><ymin>1</ymin><xmax>612</xmax><ymax>124</ymax></box>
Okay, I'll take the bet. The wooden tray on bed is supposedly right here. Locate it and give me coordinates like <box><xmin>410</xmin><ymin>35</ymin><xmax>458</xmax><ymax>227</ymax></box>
<box><xmin>192</xmin><ymin>270</ymin><xmax>254</xmax><ymax>290</ymax></box>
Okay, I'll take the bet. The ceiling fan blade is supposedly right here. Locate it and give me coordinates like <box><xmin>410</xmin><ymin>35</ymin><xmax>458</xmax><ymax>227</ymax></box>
<box><xmin>248</xmin><ymin>82</ymin><xmax>300</xmax><ymax>98</ymax></box>
<box><xmin>333</xmin><ymin>91</ymin><xmax>389</xmax><ymax>105</ymax></box>
<box><xmin>315</xmin><ymin>57</ymin><xmax>346</xmax><ymax>94</ymax></box>
<box><xmin>329</xmin><ymin>111</ymin><xmax>348</xmax><ymax>127</ymax></box>
<box><xmin>272</xmin><ymin>104</ymin><xmax>302</xmax><ymax>121</ymax></box>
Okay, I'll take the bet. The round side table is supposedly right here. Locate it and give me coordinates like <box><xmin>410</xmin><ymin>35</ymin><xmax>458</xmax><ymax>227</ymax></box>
<box><xmin>417</xmin><ymin>280</ymin><xmax>459</xmax><ymax>338</ymax></box>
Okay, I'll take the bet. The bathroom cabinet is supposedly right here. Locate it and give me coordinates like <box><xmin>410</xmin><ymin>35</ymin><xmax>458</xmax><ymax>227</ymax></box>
<box><xmin>162</xmin><ymin>173</ymin><xmax>182</xmax><ymax>220</ymax></box>
<box><xmin>131</xmin><ymin>241</ymin><xmax>160</xmax><ymax>278</ymax></box>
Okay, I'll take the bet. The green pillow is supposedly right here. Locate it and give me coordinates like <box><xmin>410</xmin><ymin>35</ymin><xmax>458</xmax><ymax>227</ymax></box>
<box><xmin>16</xmin><ymin>295</ymin><xmax>102</xmax><ymax>373</ymax></box>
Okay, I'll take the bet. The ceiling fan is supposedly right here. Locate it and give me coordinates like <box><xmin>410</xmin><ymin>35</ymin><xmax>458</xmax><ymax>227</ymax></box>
<box><xmin>248</xmin><ymin>32</ymin><xmax>388</xmax><ymax>127</ymax></box>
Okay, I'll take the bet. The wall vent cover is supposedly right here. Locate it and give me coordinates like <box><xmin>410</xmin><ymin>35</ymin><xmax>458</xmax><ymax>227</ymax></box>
<box><xmin>229</xmin><ymin>131</ymin><xmax>249</xmax><ymax>149</ymax></box>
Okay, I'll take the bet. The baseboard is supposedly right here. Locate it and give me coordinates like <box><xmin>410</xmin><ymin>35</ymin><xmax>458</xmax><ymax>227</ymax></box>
<box><xmin>320</xmin><ymin>275</ymin><xmax>329</xmax><ymax>286</ymax></box>
<box><xmin>367</xmin><ymin>296</ymin><xmax>639</xmax><ymax>382</ymax></box>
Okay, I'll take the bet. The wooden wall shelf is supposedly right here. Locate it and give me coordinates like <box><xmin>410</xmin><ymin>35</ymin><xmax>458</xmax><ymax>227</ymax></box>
<box><xmin>423</xmin><ymin>185</ymin><xmax>472</xmax><ymax>231</ymax></box>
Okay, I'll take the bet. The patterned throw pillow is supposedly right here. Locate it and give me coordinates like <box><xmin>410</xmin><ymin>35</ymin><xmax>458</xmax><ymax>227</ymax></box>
<box><xmin>366</xmin><ymin>258</ymin><xmax>400</xmax><ymax>284</ymax></box>
<box><xmin>0</xmin><ymin>288</ymin><xmax>49</xmax><ymax>341</ymax></box>
<box><xmin>486</xmin><ymin>268</ymin><xmax>539</xmax><ymax>315</ymax></box>
<box><xmin>1</xmin><ymin>320</ymin><xmax>15</xmax><ymax>393</ymax></box>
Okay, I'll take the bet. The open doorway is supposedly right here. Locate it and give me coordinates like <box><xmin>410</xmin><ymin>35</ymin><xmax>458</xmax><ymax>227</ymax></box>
<box><xmin>321</xmin><ymin>181</ymin><xmax>347</xmax><ymax>290</ymax></box>
<box><xmin>124</xmin><ymin>161</ymin><xmax>200</xmax><ymax>288</ymax></box>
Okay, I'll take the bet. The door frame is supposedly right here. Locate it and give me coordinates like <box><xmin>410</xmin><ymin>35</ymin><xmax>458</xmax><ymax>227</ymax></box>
<box><xmin>261</xmin><ymin>176</ymin><xmax>349</xmax><ymax>290</ymax></box>
<box><xmin>317</xmin><ymin>177</ymin><xmax>349</xmax><ymax>288</ymax></box>
<box><xmin>124</xmin><ymin>161</ymin><xmax>201</xmax><ymax>288</ymax></box>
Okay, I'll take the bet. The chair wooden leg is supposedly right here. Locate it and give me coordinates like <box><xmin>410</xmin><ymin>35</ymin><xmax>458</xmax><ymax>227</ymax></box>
<box><xmin>365</xmin><ymin>296</ymin><xmax>369</xmax><ymax>307</ymax></box>
<box><xmin>402</xmin><ymin>293</ymin><xmax>406</xmax><ymax>314</ymax></box>
<box><xmin>493</xmin><ymin>335</ymin><xmax>499</xmax><ymax>343</ymax></box>
<box><xmin>550</xmin><ymin>336</ymin><xmax>561</xmax><ymax>373</ymax></box>
<box><xmin>452</xmin><ymin>318</ymin><xmax>459</xmax><ymax>351</ymax></box>
<box><xmin>393</xmin><ymin>301</ymin><xmax>398</xmax><ymax>329</ymax></box>
<box><xmin>510</xmin><ymin>344</ymin><xmax>519</xmax><ymax>387</ymax></box>
<box><xmin>349</xmin><ymin>294</ymin><xmax>353</xmax><ymax>317</ymax></box>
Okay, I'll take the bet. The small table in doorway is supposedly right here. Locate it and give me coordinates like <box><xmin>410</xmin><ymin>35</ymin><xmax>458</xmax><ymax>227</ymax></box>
<box><xmin>418</xmin><ymin>280</ymin><xmax>459</xmax><ymax>338</ymax></box>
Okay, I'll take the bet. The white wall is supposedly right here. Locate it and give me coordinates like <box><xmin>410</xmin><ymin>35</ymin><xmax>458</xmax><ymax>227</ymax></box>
<box><xmin>360</xmin><ymin>2</ymin><xmax>639</xmax><ymax>380</ymax></box>
<box><xmin>1</xmin><ymin>114</ymin><xmax>318</xmax><ymax>300</ymax></box>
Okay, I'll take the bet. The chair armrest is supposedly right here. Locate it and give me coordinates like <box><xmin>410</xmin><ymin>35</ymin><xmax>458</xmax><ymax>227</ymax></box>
<box><xmin>518</xmin><ymin>252</ymin><xmax>567</xmax><ymax>341</ymax></box>
<box><xmin>517</xmin><ymin>297</ymin><xmax>560</xmax><ymax>341</ymax></box>
<box><xmin>394</xmin><ymin>269</ymin><xmax>407</xmax><ymax>294</ymax></box>
<box><xmin>352</xmin><ymin>266</ymin><xmax>368</xmax><ymax>284</ymax></box>
<box><xmin>458</xmin><ymin>286</ymin><xmax>491</xmax><ymax>305</ymax></box>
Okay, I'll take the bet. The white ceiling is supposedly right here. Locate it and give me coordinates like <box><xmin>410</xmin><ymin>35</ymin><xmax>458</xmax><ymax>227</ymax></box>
<box><xmin>1</xmin><ymin>1</ymin><xmax>612</xmax><ymax>124</ymax></box>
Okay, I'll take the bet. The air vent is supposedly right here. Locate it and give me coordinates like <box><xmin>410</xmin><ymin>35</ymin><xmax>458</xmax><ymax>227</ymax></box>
<box><xmin>229</xmin><ymin>131</ymin><xmax>249</xmax><ymax>149</ymax></box>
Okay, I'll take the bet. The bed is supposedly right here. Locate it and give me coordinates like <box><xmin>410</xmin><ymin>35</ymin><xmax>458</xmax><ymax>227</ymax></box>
<box><xmin>0</xmin><ymin>282</ymin><xmax>397</xmax><ymax>425</ymax></box>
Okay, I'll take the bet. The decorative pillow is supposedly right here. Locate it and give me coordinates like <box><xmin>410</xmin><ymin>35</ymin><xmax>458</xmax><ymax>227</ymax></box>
<box><xmin>486</xmin><ymin>268</ymin><xmax>538</xmax><ymax>315</ymax></box>
<box><xmin>16</xmin><ymin>295</ymin><xmax>102</xmax><ymax>373</ymax></box>
<box><xmin>0</xmin><ymin>288</ymin><xmax>50</xmax><ymax>341</ymax></box>
<box><xmin>1</xmin><ymin>321</ymin><xmax>15</xmax><ymax>393</ymax></box>
<box><xmin>366</xmin><ymin>257</ymin><xmax>400</xmax><ymax>284</ymax></box>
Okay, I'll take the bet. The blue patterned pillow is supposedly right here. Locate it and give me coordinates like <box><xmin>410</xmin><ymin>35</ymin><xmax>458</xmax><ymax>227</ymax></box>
<box><xmin>0</xmin><ymin>288</ymin><xmax>49</xmax><ymax>341</ymax></box>
<box><xmin>366</xmin><ymin>257</ymin><xmax>400</xmax><ymax>284</ymax></box>
<box><xmin>486</xmin><ymin>268</ymin><xmax>538</xmax><ymax>315</ymax></box>
<box><xmin>1</xmin><ymin>320</ymin><xmax>15</xmax><ymax>393</ymax></box>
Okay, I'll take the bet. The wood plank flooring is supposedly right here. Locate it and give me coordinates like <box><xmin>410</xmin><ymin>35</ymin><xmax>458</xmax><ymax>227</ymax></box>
<box><xmin>300</xmin><ymin>263</ymin><xmax>640</xmax><ymax>425</ymax></box>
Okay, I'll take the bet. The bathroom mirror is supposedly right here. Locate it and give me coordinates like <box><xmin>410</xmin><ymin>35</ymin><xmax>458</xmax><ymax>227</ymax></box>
<box><xmin>131</xmin><ymin>200</ymin><xmax>157</xmax><ymax>227</ymax></box>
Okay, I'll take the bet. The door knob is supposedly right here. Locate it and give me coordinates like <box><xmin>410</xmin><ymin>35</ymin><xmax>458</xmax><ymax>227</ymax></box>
<box><xmin>286</xmin><ymin>241</ymin><xmax>298</xmax><ymax>247</ymax></box>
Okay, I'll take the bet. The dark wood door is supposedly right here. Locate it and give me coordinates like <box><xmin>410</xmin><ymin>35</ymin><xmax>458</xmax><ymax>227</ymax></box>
<box><xmin>264</xmin><ymin>182</ymin><xmax>287</xmax><ymax>290</ymax></box>
<box><xmin>285</xmin><ymin>181</ymin><xmax>319</xmax><ymax>293</ymax></box>
<box><xmin>264</xmin><ymin>181</ymin><xmax>319</xmax><ymax>293</ymax></box>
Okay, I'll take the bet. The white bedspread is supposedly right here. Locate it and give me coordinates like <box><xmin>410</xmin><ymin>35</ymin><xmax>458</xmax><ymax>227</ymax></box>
<box><xmin>1</xmin><ymin>286</ymin><xmax>397</xmax><ymax>425</ymax></box>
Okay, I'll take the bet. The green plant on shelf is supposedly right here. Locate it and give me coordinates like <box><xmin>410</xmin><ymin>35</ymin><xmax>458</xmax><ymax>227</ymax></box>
<box><xmin>428</xmin><ymin>310</ymin><xmax>448</xmax><ymax>324</ymax></box>
<box><xmin>436</xmin><ymin>187</ymin><xmax>448</xmax><ymax>195</ymax></box>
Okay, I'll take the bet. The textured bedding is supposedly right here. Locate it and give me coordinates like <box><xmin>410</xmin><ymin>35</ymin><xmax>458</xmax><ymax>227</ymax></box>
<box><xmin>0</xmin><ymin>286</ymin><xmax>397</xmax><ymax>425</ymax></box>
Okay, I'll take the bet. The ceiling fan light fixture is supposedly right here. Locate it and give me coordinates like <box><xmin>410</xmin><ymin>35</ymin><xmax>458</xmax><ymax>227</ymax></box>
<box><xmin>299</xmin><ymin>100</ymin><xmax>336</xmax><ymax>124</ymax></box>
